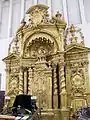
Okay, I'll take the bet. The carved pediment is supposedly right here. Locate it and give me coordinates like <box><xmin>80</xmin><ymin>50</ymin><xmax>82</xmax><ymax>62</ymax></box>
<box><xmin>3</xmin><ymin>53</ymin><xmax>19</xmax><ymax>62</ymax></box>
<box><xmin>66</xmin><ymin>44</ymin><xmax>90</xmax><ymax>53</ymax></box>
<box><xmin>16</xmin><ymin>4</ymin><xmax>66</xmax><ymax>33</ymax></box>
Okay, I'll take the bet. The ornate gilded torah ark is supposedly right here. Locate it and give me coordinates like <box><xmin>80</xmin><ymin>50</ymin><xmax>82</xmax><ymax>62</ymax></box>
<box><xmin>3</xmin><ymin>4</ymin><xmax>90</xmax><ymax>120</ymax></box>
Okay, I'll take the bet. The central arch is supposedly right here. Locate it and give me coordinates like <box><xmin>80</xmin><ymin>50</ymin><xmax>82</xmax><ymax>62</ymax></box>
<box><xmin>22</xmin><ymin>30</ymin><xmax>59</xmax><ymax>57</ymax></box>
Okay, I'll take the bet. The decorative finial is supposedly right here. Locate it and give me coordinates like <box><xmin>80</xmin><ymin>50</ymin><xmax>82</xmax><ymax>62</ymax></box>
<box><xmin>65</xmin><ymin>24</ymin><xmax>85</xmax><ymax>46</ymax></box>
<box><xmin>70</xmin><ymin>24</ymin><xmax>76</xmax><ymax>37</ymax></box>
<box><xmin>55</xmin><ymin>11</ymin><xmax>62</xmax><ymax>19</ymax></box>
<box><xmin>52</xmin><ymin>11</ymin><xmax>66</xmax><ymax>25</ymax></box>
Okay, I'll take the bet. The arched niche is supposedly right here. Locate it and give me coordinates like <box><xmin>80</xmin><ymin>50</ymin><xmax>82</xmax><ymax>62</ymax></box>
<box><xmin>22</xmin><ymin>31</ymin><xmax>59</xmax><ymax>58</ymax></box>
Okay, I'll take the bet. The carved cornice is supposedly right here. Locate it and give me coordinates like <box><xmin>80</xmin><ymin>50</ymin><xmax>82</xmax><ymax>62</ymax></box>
<box><xmin>3</xmin><ymin>53</ymin><xmax>19</xmax><ymax>62</ymax></box>
<box><xmin>66</xmin><ymin>60</ymin><xmax>89</xmax><ymax>68</ymax></box>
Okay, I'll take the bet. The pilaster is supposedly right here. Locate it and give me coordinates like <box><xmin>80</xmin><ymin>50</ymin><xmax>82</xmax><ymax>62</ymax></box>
<box><xmin>0</xmin><ymin>0</ymin><xmax>2</xmax><ymax>29</ymax></box>
<box><xmin>33</xmin><ymin>0</ymin><xmax>37</xmax><ymax>5</ymax></box>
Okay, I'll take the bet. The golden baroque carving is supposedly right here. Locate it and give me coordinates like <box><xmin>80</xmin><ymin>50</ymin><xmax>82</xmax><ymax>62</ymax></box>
<box><xmin>3</xmin><ymin>4</ymin><xmax>90</xmax><ymax>120</ymax></box>
<box><xmin>24</xmin><ymin>37</ymin><xmax>54</xmax><ymax>58</ymax></box>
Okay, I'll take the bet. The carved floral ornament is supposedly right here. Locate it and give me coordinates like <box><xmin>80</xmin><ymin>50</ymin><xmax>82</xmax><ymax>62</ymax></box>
<box><xmin>71</xmin><ymin>74</ymin><xmax>84</xmax><ymax>88</ymax></box>
<box><xmin>70</xmin><ymin>70</ymin><xmax>86</xmax><ymax>98</ymax></box>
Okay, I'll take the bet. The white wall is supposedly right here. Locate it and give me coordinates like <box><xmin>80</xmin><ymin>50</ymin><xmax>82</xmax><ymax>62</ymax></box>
<box><xmin>0</xmin><ymin>38</ymin><xmax>11</xmax><ymax>90</ymax></box>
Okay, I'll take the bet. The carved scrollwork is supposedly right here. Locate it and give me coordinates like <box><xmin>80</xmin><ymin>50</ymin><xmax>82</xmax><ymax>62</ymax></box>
<box><xmin>25</xmin><ymin>4</ymin><xmax>65</xmax><ymax>28</ymax></box>
<box><xmin>27</xmin><ymin>5</ymin><xmax>49</xmax><ymax>27</ymax></box>
<box><xmin>72</xmin><ymin>74</ymin><xmax>84</xmax><ymax>88</ymax></box>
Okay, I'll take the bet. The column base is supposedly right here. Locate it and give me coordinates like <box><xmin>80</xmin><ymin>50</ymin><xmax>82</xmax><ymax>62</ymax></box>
<box><xmin>40</xmin><ymin>109</ymin><xmax>70</xmax><ymax>120</ymax></box>
<box><xmin>60</xmin><ymin>108</ymin><xmax>69</xmax><ymax>120</ymax></box>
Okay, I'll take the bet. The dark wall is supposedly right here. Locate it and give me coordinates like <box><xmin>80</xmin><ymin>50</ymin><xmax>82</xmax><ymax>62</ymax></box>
<box><xmin>0</xmin><ymin>91</ymin><xmax>5</xmax><ymax>112</ymax></box>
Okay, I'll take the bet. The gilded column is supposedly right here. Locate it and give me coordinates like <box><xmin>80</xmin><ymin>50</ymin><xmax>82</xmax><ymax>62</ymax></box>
<box><xmin>49</xmin><ymin>70</ymin><xmax>52</xmax><ymax>109</ymax></box>
<box><xmin>19</xmin><ymin>67</ymin><xmax>24</xmax><ymax>94</ymax></box>
<box><xmin>59</xmin><ymin>54</ymin><xmax>67</xmax><ymax>109</ymax></box>
<box><xmin>45</xmin><ymin>67</ymin><xmax>52</xmax><ymax>109</ymax></box>
<box><xmin>53</xmin><ymin>64</ymin><xmax>58</xmax><ymax>109</ymax></box>
<box><xmin>59</xmin><ymin>54</ymin><xmax>69</xmax><ymax>120</ymax></box>
<box><xmin>28</xmin><ymin>67</ymin><xmax>33</xmax><ymax>95</ymax></box>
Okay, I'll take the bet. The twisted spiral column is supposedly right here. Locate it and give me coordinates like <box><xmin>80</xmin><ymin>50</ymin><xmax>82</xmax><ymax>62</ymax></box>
<box><xmin>28</xmin><ymin>67</ymin><xmax>33</xmax><ymax>95</ymax></box>
<box><xmin>59</xmin><ymin>54</ymin><xmax>67</xmax><ymax>109</ymax></box>
<box><xmin>19</xmin><ymin>67</ymin><xmax>24</xmax><ymax>94</ymax></box>
<box><xmin>53</xmin><ymin>63</ymin><xmax>58</xmax><ymax>109</ymax></box>
<box><xmin>60</xmin><ymin>61</ymin><xmax>66</xmax><ymax>93</ymax></box>
<box><xmin>53</xmin><ymin>65</ymin><xmax>58</xmax><ymax>95</ymax></box>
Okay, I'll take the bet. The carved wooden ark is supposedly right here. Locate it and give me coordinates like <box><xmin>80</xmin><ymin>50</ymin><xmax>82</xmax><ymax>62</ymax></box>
<box><xmin>3</xmin><ymin>4</ymin><xmax>90</xmax><ymax>120</ymax></box>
